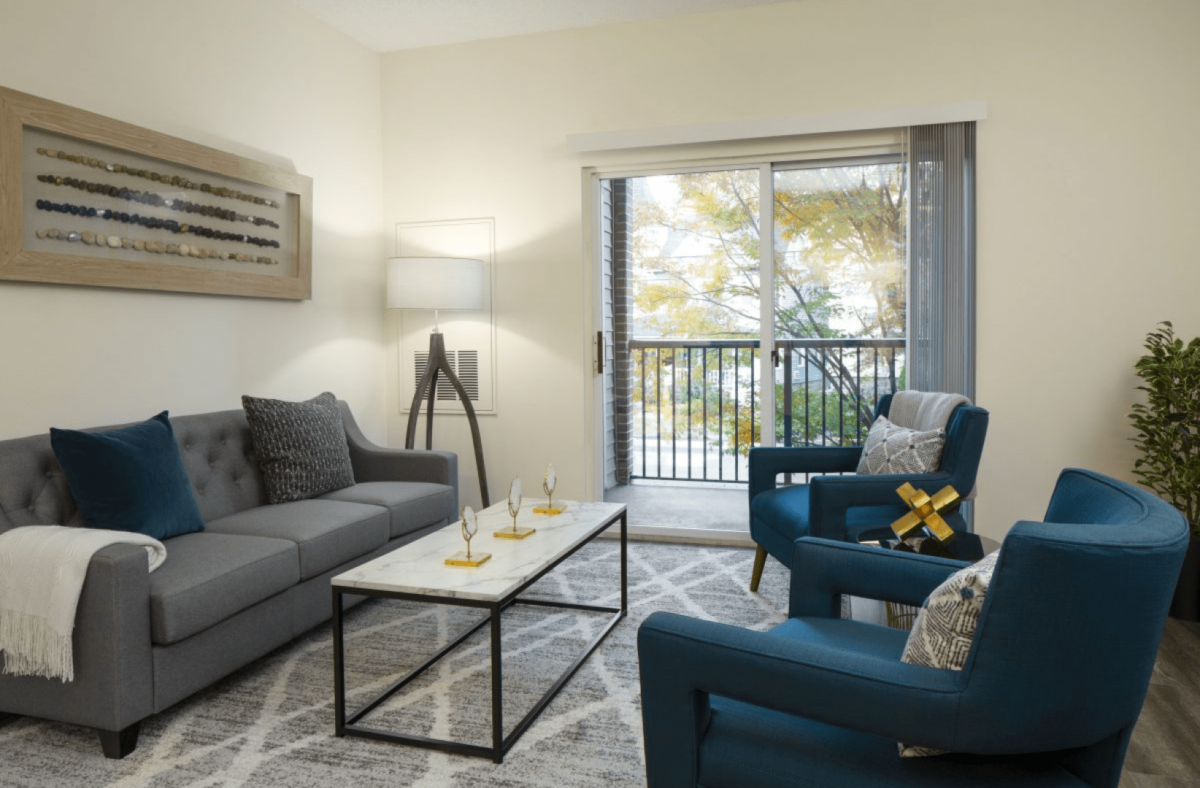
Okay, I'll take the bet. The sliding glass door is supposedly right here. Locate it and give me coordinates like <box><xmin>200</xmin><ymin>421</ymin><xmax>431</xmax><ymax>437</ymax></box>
<box><xmin>603</xmin><ymin>168</ymin><xmax>762</xmax><ymax>487</ymax></box>
<box><xmin>598</xmin><ymin>156</ymin><xmax>907</xmax><ymax>499</ymax></box>
<box><xmin>770</xmin><ymin>159</ymin><xmax>907</xmax><ymax>449</ymax></box>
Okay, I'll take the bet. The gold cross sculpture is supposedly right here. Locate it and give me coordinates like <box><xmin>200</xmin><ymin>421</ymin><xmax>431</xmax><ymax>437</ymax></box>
<box><xmin>891</xmin><ymin>483</ymin><xmax>961</xmax><ymax>542</ymax></box>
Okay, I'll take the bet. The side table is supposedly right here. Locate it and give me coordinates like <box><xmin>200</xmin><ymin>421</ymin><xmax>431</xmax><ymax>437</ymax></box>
<box><xmin>855</xmin><ymin>527</ymin><xmax>1000</xmax><ymax>561</ymax></box>
<box><xmin>855</xmin><ymin>527</ymin><xmax>1000</xmax><ymax>629</ymax></box>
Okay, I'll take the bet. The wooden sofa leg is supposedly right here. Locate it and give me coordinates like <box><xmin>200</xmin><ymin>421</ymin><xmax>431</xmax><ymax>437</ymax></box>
<box><xmin>750</xmin><ymin>545</ymin><xmax>767</xmax><ymax>593</ymax></box>
<box><xmin>98</xmin><ymin>722</ymin><xmax>140</xmax><ymax>759</ymax></box>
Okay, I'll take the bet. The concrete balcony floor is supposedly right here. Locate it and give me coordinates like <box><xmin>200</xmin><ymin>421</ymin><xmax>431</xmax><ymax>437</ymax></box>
<box><xmin>603</xmin><ymin>479</ymin><xmax>751</xmax><ymax>546</ymax></box>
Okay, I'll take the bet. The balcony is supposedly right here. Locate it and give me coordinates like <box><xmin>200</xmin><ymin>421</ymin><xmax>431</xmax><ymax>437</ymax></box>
<box><xmin>606</xmin><ymin>337</ymin><xmax>905</xmax><ymax>538</ymax></box>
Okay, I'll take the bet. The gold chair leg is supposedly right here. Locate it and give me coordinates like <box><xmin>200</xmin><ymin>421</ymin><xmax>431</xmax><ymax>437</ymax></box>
<box><xmin>750</xmin><ymin>545</ymin><xmax>767</xmax><ymax>593</ymax></box>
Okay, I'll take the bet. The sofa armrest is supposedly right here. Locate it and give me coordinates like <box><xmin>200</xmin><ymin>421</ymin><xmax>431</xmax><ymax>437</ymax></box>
<box><xmin>807</xmin><ymin>469</ymin><xmax>956</xmax><ymax>539</ymax></box>
<box><xmin>788</xmin><ymin>537</ymin><xmax>966</xmax><ymax>619</ymax></box>
<box><xmin>337</xmin><ymin>401</ymin><xmax>459</xmax><ymax>488</ymax></box>
<box><xmin>638</xmin><ymin>612</ymin><xmax>966</xmax><ymax>788</ymax></box>
<box><xmin>747</xmin><ymin>446</ymin><xmax>863</xmax><ymax>503</ymax></box>
<box><xmin>0</xmin><ymin>543</ymin><xmax>153</xmax><ymax>732</ymax></box>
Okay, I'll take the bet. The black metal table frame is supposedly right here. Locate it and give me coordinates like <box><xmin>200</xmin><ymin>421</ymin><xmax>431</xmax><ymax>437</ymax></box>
<box><xmin>332</xmin><ymin>508</ymin><xmax>627</xmax><ymax>763</ymax></box>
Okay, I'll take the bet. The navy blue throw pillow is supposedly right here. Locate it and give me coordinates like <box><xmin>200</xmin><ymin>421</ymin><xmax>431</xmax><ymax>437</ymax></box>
<box><xmin>50</xmin><ymin>411</ymin><xmax>205</xmax><ymax>540</ymax></box>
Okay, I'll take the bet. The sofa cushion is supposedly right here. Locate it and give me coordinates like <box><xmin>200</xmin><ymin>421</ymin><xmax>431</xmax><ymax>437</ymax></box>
<box><xmin>204</xmin><ymin>499</ymin><xmax>389</xmax><ymax>580</ymax></box>
<box><xmin>902</xmin><ymin>550</ymin><xmax>999</xmax><ymax>671</ymax></box>
<box><xmin>319</xmin><ymin>481</ymin><xmax>455</xmax><ymax>539</ymax></box>
<box><xmin>751</xmin><ymin>483</ymin><xmax>909</xmax><ymax>548</ymax></box>
<box><xmin>50</xmin><ymin>411</ymin><xmax>205</xmax><ymax>540</ymax></box>
<box><xmin>856</xmin><ymin>416</ymin><xmax>946</xmax><ymax>475</ymax></box>
<box><xmin>241</xmin><ymin>392</ymin><xmax>355</xmax><ymax>504</ymax></box>
<box><xmin>148</xmin><ymin>532</ymin><xmax>298</xmax><ymax>646</ymax></box>
<box><xmin>898</xmin><ymin>550</ymin><xmax>1001</xmax><ymax>757</ymax></box>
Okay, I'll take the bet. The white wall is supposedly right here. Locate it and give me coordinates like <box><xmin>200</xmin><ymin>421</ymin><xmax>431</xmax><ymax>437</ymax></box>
<box><xmin>381</xmin><ymin>0</ymin><xmax>1200</xmax><ymax>536</ymax></box>
<box><xmin>0</xmin><ymin>0</ymin><xmax>388</xmax><ymax>439</ymax></box>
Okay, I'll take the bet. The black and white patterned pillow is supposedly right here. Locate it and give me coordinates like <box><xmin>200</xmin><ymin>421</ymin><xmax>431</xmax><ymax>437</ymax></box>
<box><xmin>856</xmin><ymin>416</ymin><xmax>946</xmax><ymax>475</ymax></box>
<box><xmin>242</xmin><ymin>392</ymin><xmax>355</xmax><ymax>504</ymax></box>
<box><xmin>897</xmin><ymin>550</ymin><xmax>1001</xmax><ymax>757</ymax></box>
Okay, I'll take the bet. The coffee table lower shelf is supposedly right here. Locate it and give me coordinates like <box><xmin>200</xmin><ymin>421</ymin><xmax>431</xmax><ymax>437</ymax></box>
<box><xmin>331</xmin><ymin>505</ymin><xmax>627</xmax><ymax>763</ymax></box>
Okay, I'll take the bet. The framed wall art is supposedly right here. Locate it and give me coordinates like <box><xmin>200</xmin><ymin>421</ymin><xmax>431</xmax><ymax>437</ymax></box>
<box><xmin>0</xmin><ymin>86</ymin><xmax>312</xmax><ymax>299</ymax></box>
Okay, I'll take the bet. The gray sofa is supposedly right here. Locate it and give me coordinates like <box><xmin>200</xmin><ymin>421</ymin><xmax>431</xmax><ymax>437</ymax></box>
<box><xmin>0</xmin><ymin>401</ymin><xmax>457</xmax><ymax>758</ymax></box>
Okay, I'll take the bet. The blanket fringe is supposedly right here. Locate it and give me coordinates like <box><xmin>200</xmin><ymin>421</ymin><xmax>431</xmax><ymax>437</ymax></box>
<box><xmin>0</xmin><ymin>608</ymin><xmax>74</xmax><ymax>682</ymax></box>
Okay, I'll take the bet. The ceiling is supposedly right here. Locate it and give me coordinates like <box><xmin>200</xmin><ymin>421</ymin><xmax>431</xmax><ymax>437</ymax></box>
<box><xmin>286</xmin><ymin>0</ymin><xmax>791</xmax><ymax>53</ymax></box>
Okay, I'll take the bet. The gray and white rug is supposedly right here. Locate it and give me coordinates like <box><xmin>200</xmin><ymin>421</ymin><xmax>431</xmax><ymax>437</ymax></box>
<box><xmin>0</xmin><ymin>541</ymin><xmax>792</xmax><ymax>787</ymax></box>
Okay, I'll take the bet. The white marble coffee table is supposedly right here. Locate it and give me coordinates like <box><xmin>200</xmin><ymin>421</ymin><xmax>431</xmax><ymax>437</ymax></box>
<box><xmin>331</xmin><ymin>500</ymin><xmax>627</xmax><ymax>763</ymax></box>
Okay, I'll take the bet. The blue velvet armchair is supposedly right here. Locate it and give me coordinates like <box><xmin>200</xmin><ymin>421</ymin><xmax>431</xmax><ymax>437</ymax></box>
<box><xmin>638</xmin><ymin>469</ymin><xmax>1189</xmax><ymax>788</ymax></box>
<box><xmin>748</xmin><ymin>393</ymin><xmax>989</xmax><ymax>590</ymax></box>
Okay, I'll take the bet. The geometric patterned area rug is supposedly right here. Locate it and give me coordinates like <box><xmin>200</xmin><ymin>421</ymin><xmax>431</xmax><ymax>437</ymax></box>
<box><xmin>0</xmin><ymin>541</ymin><xmax>792</xmax><ymax>787</ymax></box>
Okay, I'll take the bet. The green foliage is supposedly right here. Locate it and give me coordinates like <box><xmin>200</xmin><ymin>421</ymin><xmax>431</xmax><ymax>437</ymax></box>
<box><xmin>630</xmin><ymin>166</ymin><xmax>906</xmax><ymax>343</ymax></box>
<box><xmin>1129</xmin><ymin>321</ymin><xmax>1200</xmax><ymax>531</ymax></box>
<box><xmin>773</xmin><ymin>166</ymin><xmax>906</xmax><ymax>340</ymax></box>
<box><xmin>773</xmin><ymin>347</ymin><xmax>901</xmax><ymax>446</ymax></box>
<box><xmin>627</xmin><ymin>164</ymin><xmax>907</xmax><ymax>459</ymax></box>
<box><xmin>775</xmin><ymin>383</ymin><xmax>876</xmax><ymax>446</ymax></box>
<box><xmin>631</xmin><ymin>170</ymin><xmax>764</xmax><ymax>340</ymax></box>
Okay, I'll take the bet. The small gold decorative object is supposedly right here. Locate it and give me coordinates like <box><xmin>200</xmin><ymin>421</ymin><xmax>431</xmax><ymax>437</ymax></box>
<box><xmin>446</xmin><ymin>505</ymin><xmax>491</xmax><ymax>567</ymax></box>
<box><xmin>495</xmin><ymin>476</ymin><xmax>536</xmax><ymax>539</ymax></box>
<box><xmin>532</xmin><ymin>462</ymin><xmax>567</xmax><ymax>515</ymax></box>
<box><xmin>891</xmin><ymin>483</ymin><xmax>961</xmax><ymax>542</ymax></box>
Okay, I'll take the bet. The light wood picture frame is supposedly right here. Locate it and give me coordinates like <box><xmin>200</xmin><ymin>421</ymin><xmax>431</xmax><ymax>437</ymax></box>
<box><xmin>0</xmin><ymin>86</ymin><xmax>312</xmax><ymax>300</ymax></box>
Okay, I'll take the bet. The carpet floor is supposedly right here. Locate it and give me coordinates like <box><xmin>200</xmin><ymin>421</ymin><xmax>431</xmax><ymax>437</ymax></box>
<box><xmin>0</xmin><ymin>541</ymin><xmax>792</xmax><ymax>787</ymax></box>
<box><xmin>2</xmin><ymin>540</ymin><xmax>1185</xmax><ymax>787</ymax></box>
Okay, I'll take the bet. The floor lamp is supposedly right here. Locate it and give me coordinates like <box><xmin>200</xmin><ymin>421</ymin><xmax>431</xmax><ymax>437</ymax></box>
<box><xmin>387</xmin><ymin>256</ymin><xmax>490</xmax><ymax>507</ymax></box>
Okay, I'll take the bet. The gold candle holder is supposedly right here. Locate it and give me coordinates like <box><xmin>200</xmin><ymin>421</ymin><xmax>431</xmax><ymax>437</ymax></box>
<box><xmin>446</xmin><ymin>505</ymin><xmax>491</xmax><ymax>567</ymax></box>
<box><xmin>495</xmin><ymin>476</ymin><xmax>535</xmax><ymax>539</ymax></box>
<box><xmin>532</xmin><ymin>462</ymin><xmax>567</xmax><ymax>515</ymax></box>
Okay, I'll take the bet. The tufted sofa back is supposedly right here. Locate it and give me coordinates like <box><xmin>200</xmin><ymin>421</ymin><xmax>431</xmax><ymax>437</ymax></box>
<box><xmin>0</xmin><ymin>432</ymin><xmax>82</xmax><ymax>531</ymax></box>
<box><xmin>168</xmin><ymin>409</ymin><xmax>267</xmax><ymax>522</ymax></box>
<box><xmin>0</xmin><ymin>408</ymin><xmax>268</xmax><ymax>534</ymax></box>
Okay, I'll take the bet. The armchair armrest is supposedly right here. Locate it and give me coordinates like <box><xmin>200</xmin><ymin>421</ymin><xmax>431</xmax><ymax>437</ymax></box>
<box><xmin>337</xmin><ymin>401</ymin><xmax>458</xmax><ymax>487</ymax></box>
<box><xmin>788</xmin><ymin>537</ymin><xmax>966</xmax><ymax>619</ymax></box>
<box><xmin>638</xmin><ymin>612</ymin><xmax>966</xmax><ymax>788</ymax></box>
<box><xmin>807</xmin><ymin>469</ymin><xmax>955</xmax><ymax>539</ymax></box>
<box><xmin>748</xmin><ymin>446</ymin><xmax>863</xmax><ymax>503</ymax></box>
<box><xmin>0</xmin><ymin>544</ymin><xmax>153</xmax><ymax>732</ymax></box>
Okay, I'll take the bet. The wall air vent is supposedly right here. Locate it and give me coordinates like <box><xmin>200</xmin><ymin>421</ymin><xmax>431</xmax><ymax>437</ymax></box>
<box><xmin>414</xmin><ymin>349</ymin><xmax>480</xmax><ymax>402</ymax></box>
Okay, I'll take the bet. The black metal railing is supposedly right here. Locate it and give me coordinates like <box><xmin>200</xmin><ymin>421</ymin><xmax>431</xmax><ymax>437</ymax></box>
<box><xmin>629</xmin><ymin>339</ymin><xmax>757</xmax><ymax>484</ymax></box>
<box><xmin>776</xmin><ymin>337</ymin><xmax>906</xmax><ymax>450</ymax></box>
<box><xmin>627</xmin><ymin>337</ymin><xmax>905</xmax><ymax>484</ymax></box>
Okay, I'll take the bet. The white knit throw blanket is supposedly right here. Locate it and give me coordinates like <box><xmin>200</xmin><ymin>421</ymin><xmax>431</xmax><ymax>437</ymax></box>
<box><xmin>888</xmin><ymin>390</ymin><xmax>971</xmax><ymax>433</ymax></box>
<box><xmin>0</xmin><ymin>525</ymin><xmax>166</xmax><ymax>682</ymax></box>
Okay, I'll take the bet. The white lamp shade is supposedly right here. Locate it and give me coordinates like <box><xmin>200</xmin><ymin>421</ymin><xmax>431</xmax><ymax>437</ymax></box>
<box><xmin>387</xmin><ymin>257</ymin><xmax>485</xmax><ymax>311</ymax></box>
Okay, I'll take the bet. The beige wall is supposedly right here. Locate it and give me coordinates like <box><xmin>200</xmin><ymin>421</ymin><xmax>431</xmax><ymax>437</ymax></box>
<box><xmin>381</xmin><ymin>0</ymin><xmax>1200</xmax><ymax>536</ymax></box>
<box><xmin>0</xmin><ymin>0</ymin><xmax>388</xmax><ymax>439</ymax></box>
<box><xmin>3</xmin><ymin>0</ymin><xmax>1192</xmax><ymax>537</ymax></box>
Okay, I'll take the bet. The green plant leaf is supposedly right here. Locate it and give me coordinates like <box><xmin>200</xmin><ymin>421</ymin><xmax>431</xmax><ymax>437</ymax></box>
<box><xmin>1129</xmin><ymin>321</ymin><xmax>1200</xmax><ymax>532</ymax></box>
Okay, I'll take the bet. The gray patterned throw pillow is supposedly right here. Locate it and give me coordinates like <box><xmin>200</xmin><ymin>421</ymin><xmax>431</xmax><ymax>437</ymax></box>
<box><xmin>856</xmin><ymin>415</ymin><xmax>946</xmax><ymax>475</ymax></box>
<box><xmin>242</xmin><ymin>392</ymin><xmax>355</xmax><ymax>504</ymax></box>
<box><xmin>897</xmin><ymin>550</ymin><xmax>1001</xmax><ymax>757</ymax></box>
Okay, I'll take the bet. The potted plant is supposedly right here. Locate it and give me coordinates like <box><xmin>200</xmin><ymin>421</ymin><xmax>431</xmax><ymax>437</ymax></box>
<box><xmin>1129</xmin><ymin>321</ymin><xmax>1200</xmax><ymax>620</ymax></box>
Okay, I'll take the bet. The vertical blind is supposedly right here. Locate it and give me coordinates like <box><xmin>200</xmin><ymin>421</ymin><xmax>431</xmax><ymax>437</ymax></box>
<box><xmin>907</xmin><ymin>122</ymin><xmax>977</xmax><ymax>399</ymax></box>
